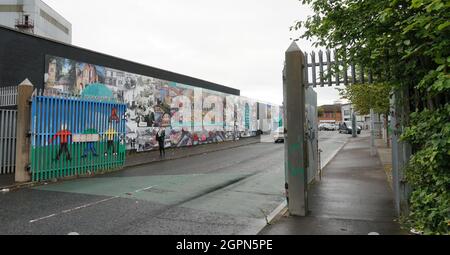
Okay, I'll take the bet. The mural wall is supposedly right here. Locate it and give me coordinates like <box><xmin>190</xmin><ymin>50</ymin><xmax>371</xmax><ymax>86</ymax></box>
<box><xmin>44</xmin><ymin>55</ymin><xmax>282</xmax><ymax>152</ymax></box>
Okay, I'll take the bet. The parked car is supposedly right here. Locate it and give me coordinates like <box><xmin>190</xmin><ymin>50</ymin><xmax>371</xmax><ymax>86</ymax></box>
<box><xmin>328</xmin><ymin>123</ymin><xmax>338</xmax><ymax>131</ymax></box>
<box><xmin>339</xmin><ymin>121</ymin><xmax>362</xmax><ymax>134</ymax></box>
<box><xmin>273</xmin><ymin>127</ymin><xmax>285</xmax><ymax>143</ymax></box>
<box><xmin>319</xmin><ymin>123</ymin><xmax>338</xmax><ymax>131</ymax></box>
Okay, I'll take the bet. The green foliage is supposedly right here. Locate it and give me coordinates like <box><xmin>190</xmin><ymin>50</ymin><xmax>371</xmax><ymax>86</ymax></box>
<box><xmin>401</xmin><ymin>104</ymin><xmax>450</xmax><ymax>234</ymax></box>
<box><xmin>295</xmin><ymin>0</ymin><xmax>449</xmax><ymax>234</ymax></box>
<box><xmin>318</xmin><ymin>106</ymin><xmax>325</xmax><ymax>117</ymax></box>
<box><xmin>338</xmin><ymin>83</ymin><xmax>391</xmax><ymax>115</ymax></box>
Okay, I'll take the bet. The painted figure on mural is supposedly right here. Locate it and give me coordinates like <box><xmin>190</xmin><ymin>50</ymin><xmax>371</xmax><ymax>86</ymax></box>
<box><xmin>81</xmin><ymin>128</ymin><xmax>99</xmax><ymax>158</ymax></box>
<box><xmin>124</xmin><ymin>76</ymin><xmax>136</xmax><ymax>90</ymax></box>
<box><xmin>161</xmin><ymin>113</ymin><xmax>171</xmax><ymax>127</ymax></box>
<box><xmin>49</xmin><ymin>125</ymin><xmax>72</xmax><ymax>161</ymax></box>
<box><xmin>104</xmin><ymin>125</ymin><xmax>118</xmax><ymax>157</ymax></box>
<box><xmin>109</xmin><ymin>107</ymin><xmax>120</xmax><ymax>123</ymax></box>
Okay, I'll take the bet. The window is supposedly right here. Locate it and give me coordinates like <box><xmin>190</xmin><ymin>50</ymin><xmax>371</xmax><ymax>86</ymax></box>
<box><xmin>344</xmin><ymin>110</ymin><xmax>351</xmax><ymax>116</ymax></box>
<box><xmin>0</xmin><ymin>5</ymin><xmax>24</xmax><ymax>12</ymax></box>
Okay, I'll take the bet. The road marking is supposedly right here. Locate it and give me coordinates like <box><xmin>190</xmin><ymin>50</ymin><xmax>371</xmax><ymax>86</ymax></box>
<box><xmin>134</xmin><ymin>185</ymin><xmax>156</xmax><ymax>193</ymax></box>
<box><xmin>29</xmin><ymin>214</ymin><xmax>57</xmax><ymax>223</ymax></box>
<box><xmin>29</xmin><ymin>196</ymin><xmax>119</xmax><ymax>224</ymax></box>
<box><xmin>68</xmin><ymin>232</ymin><xmax>80</xmax><ymax>235</ymax></box>
<box><xmin>60</xmin><ymin>197</ymin><xmax>119</xmax><ymax>214</ymax></box>
<box><xmin>368</xmin><ymin>232</ymin><xmax>380</xmax><ymax>235</ymax></box>
<box><xmin>29</xmin><ymin>184</ymin><xmax>157</xmax><ymax>224</ymax></box>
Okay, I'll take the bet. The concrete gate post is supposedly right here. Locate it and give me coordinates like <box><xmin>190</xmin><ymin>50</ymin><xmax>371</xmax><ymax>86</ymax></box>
<box><xmin>15</xmin><ymin>79</ymin><xmax>34</xmax><ymax>183</ymax></box>
<box><xmin>284</xmin><ymin>42</ymin><xmax>308</xmax><ymax>216</ymax></box>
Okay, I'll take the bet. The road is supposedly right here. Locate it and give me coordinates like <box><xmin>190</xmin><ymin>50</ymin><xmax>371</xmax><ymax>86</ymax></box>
<box><xmin>0</xmin><ymin>131</ymin><xmax>348</xmax><ymax>235</ymax></box>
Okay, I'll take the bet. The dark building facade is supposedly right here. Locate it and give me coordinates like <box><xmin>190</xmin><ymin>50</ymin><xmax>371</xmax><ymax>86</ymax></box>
<box><xmin>0</xmin><ymin>25</ymin><xmax>240</xmax><ymax>96</ymax></box>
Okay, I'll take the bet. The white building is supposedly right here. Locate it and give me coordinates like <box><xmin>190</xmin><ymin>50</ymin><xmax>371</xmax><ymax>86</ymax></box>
<box><xmin>341</xmin><ymin>103</ymin><xmax>371</xmax><ymax>129</ymax></box>
<box><xmin>0</xmin><ymin>0</ymin><xmax>71</xmax><ymax>44</ymax></box>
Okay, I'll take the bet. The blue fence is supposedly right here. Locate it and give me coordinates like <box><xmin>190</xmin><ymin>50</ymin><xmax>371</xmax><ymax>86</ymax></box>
<box><xmin>30</xmin><ymin>92</ymin><xmax>126</xmax><ymax>182</ymax></box>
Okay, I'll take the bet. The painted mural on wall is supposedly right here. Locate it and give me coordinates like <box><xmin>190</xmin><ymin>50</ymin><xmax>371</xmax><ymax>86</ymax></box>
<box><xmin>30</xmin><ymin>93</ymin><xmax>127</xmax><ymax>182</ymax></box>
<box><xmin>44</xmin><ymin>55</ymin><xmax>281</xmax><ymax>152</ymax></box>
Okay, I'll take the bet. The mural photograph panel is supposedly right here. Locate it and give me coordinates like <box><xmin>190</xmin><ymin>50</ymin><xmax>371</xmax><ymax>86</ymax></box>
<box><xmin>44</xmin><ymin>55</ymin><xmax>76</xmax><ymax>93</ymax></box>
<box><xmin>200</xmin><ymin>89</ymin><xmax>225</xmax><ymax>144</ymax></box>
<box><xmin>251</xmin><ymin>100</ymin><xmax>258</xmax><ymax>133</ymax></box>
<box><xmin>168</xmin><ymin>83</ymin><xmax>195</xmax><ymax>148</ymax></box>
<box><xmin>76</xmin><ymin>63</ymin><xmax>105</xmax><ymax>93</ymax></box>
<box><xmin>123</xmin><ymin>75</ymin><xmax>167</xmax><ymax>152</ymax></box>
<box><xmin>238</xmin><ymin>96</ymin><xmax>258</xmax><ymax>137</ymax></box>
<box><xmin>224</xmin><ymin>95</ymin><xmax>238</xmax><ymax>141</ymax></box>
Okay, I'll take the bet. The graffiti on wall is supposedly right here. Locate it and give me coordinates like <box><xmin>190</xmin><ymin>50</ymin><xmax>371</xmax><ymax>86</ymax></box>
<box><xmin>44</xmin><ymin>55</ymin><xmax>281</xmax><ymax>152</ymax></box>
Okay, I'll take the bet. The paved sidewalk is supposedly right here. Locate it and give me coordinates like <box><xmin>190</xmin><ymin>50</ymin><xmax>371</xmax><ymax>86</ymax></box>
<box><xmin>0</xmin><ymin>174</ymin><xmax>14</xmax><ymax>189</ymax></box>
<box><xmin>259</xmin><ymin>136</ymin><xmax>406</xmax><ymax>235</ymax></box>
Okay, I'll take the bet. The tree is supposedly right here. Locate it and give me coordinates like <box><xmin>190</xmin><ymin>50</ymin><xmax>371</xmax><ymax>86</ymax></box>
<box><xmin>294</xmin><ymin>0</ymin><xmax>449</xmax><ymax>234</ymax></box>
<box><xmin>338</xmin><ymin>83</ymin><xmax>391</xmax><ymax>146</ymax></box>
<box><xmin>317</xmin><ymin>106</ymin><xmax>325</xmax><ymax>118</ymax></box>
<box><xmin>338</xmin><ymin>83</ymin><xmax>391</xmax><ymax>115</ymax></box>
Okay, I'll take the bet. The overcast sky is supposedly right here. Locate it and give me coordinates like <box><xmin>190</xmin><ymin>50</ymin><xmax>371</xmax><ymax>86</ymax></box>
<box><xmin>44</xmin><ymin>0</ymin><xmax>343</xmax><ymax>106</ymax></box>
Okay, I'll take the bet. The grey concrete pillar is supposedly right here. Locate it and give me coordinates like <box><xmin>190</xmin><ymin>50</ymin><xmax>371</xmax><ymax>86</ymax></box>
<box><xmin>15</xmin><ymin>79</ymin><xmax>33</xmax><ymax>183</ymax></box>
<box><xmin>284</xmin><ymin>42</ymin><xmax>308</xmax><ymax>216</ymax></box>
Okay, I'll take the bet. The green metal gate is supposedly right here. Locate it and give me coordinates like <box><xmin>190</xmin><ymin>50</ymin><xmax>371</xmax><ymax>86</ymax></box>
<box><xmin>30</xmin><ymin>92</ymin><xmax>126</xmax><ymax>182</ymax></box>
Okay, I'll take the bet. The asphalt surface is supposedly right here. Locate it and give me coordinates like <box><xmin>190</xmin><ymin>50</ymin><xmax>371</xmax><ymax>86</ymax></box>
<box><xmin>0</xmin><ymin>132</ymin><xmax>347</xmax><ymax>235</ymax></box>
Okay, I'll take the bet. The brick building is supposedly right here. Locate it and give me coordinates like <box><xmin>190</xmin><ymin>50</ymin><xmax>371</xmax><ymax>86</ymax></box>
<box><xmin>318</xmin><ymin>104</ymin><xmax>342</xmax><ymax>124</ymax></box>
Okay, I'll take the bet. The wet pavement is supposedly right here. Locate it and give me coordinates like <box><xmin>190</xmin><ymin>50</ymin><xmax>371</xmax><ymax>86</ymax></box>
<box><xmin>0</xmin><ymin>174</ymin><xmax>14</xmax><ymax>189</ymax></box>
<box><xmin>0</xmin><ymin>132</ymin><xmax>348</xmax><ymax>235</ymax></box>
<box><xmin>259</xmin><ymin>135</ymin><xmax>406</xmax><ymax>235</ymax></box>
<box><xmin>0</xmin><ymin>142</ymin><xmax>286</xmax><ymax>235</ymax></box>
<box><xmin>0</xmin><ymin>136</ymin><xmax>260</xmax><ymax>189</ymax></box>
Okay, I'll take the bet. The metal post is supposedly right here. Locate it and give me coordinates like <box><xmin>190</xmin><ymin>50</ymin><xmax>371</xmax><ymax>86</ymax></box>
<box><xmin>390</xmin><ymin>93</ymin><xmax>400</xmax><ymax>215</ymax></box>
<box><xmin>284</xmin><ymin>42</ymin><xmax>308</xmax><ymax>216</ymax></box>
<box><xmin>352</xmin><ymin>108</ymin><xmax>357</xmax><ymax>138</ymax></box>
<box><xmin>370</xmin><ymin>109</ymin><xmax>376</xmax><ymax>156</ymax></box>
<box><xmin>15</xmin><ymin>79</ymin><xmax>34</xmax><ymax>183</ymax></box>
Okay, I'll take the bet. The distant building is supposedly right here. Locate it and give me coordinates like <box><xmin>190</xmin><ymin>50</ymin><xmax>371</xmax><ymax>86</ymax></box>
<box><xmin>341</xmin><ymin>103</ymin><xmax>371</xmax><ymax>129</ymax></box>
<box><xmin>0</xmin><ymin>0</ymin><xmax>71</xmax><ymax>44</ymax></box>
<box><xmin>318</xmin><ymin>104</ymin><xmax>342</xmax><ymax>124</ymax></box>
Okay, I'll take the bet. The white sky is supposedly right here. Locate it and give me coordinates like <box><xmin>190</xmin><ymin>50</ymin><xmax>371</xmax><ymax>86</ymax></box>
<box><xmin>44</xmin><ymin>0</ymin><xmax>343</xmax><ymax>106</ymax></box>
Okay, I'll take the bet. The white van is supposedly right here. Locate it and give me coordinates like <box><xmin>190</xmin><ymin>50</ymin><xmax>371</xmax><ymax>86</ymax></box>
<box><xmin>273</xmin><ymin>127</ymin><xmax>285</xmax><ymax>143</ymax></box>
